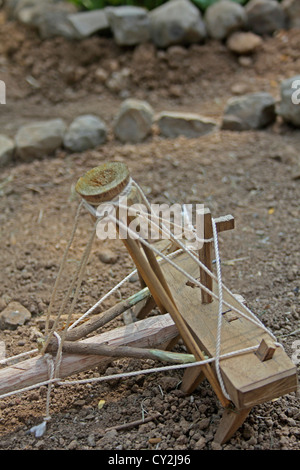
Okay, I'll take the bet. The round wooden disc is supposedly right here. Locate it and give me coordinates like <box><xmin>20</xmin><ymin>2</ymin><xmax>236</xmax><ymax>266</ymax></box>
<box><xmin>75</xmin><ymin>162</ymin><xmax>130</xmax><ymax>204</ymax></box>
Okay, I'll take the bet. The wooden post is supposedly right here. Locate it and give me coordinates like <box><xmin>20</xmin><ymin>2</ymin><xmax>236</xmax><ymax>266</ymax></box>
<box><xmin>199</xmin><ymin>208</ymin><xmax>213</xmax><ymax>304</ymax></box>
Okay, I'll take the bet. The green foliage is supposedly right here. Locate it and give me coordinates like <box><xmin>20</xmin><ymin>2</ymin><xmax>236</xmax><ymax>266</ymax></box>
<box><xmin>192</xmin><ymin>0</ymin><xmax>248</xmax><ymax>9</ymax></box>
<box><xmin>68</xmin><ymin>0</ymin><xmax>168</xmax><ymax>11</ymax></box>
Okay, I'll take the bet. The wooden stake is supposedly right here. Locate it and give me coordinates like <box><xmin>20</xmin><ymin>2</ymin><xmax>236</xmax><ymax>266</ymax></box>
<box><xmin>105</xmin><ymin>412</ymin><xmax>161</xmax><ymax>433</ymax></box>
<box><xmin>65</xmin><ymin>287</ymin><xmax>150</xmax><ymax>341</ymax></box>
<box><xmin>199</xmin><ymin>208</ymin><xmax>213</xmax><ymax>304</ymax></box>
<box><xmin>46</xmin><ymin>339</ymin><xmax>197</xmax><ymax>365</ymax></box>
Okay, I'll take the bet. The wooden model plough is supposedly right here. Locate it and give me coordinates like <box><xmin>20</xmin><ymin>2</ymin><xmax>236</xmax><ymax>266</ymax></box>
<box><xmin>0</xmin><ymin>162</ymin><xmax>297</xmax><ymax>444</ymax></box>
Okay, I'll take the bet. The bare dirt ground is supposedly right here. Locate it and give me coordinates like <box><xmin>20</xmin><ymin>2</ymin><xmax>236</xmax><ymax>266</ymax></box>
<box><xmin>0</xmin><ymin>10</ymin><xmax>299</xmax><ymax>451</ymax></box>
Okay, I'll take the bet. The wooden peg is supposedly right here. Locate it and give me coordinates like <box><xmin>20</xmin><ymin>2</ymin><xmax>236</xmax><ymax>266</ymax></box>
<box><xmin>256</xmin><ymin>339</ymin><xmax>276</xmax><ymax>362</ymax></box>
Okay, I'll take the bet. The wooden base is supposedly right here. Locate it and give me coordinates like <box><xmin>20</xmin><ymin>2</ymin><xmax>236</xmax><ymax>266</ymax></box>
<box><xmin>159</xmin><ymin>251</ymin><xmax>298</xmax><ymax>409</ymax></box>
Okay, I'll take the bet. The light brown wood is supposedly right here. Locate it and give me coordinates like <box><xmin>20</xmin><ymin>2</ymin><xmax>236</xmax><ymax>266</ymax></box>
<box><xmin>0</xmin><ymin>314</ymin><xmax>178</xmax><ymax>397</ymax></box>
<box><xmin>159</xmin><ymin>251</ymin><xmax>298</xmax><ymax>409</ymax></box>
<box><xmin>256</xmin><ymin>338</ymin><xmax>276</xmax><ymax>362</ymax></box>
<box><xmin>180</xmin><ymin>367</ymin><xmax>205</xmax><ymax>394</ymax></box>
<box><xmin>214</xmin><ymin>214</ymin><xmax>235</xmax><ymax>233</ymax></box>
<box><xmin>46</xmin><ymin>339</ymin><xmax>196</xmax><ymax>364</ymax></box>
<box><xmin>121</xmin><ymin>236</ymin><xmax>230</xmax><ymax>408</ymax></box>
<box><xmin>199</xmin><ymin>208</ymin><xmax>213</xmax><ymax>304</ymax></box>
<box><xmin>65</xmin><ymin>287</ymin><xmax>150</xmax><ymax>341</ymax></box>
<box><xmin>214</xmin><ymin>406</ymin><xmax>252</xmax><ymax>444</ymax></box>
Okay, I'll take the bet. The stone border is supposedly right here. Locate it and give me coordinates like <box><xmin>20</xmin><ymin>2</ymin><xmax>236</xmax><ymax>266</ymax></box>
<box><xmin>3</xmin><ymin>0</ymin><xmax>299</xmax><ymax>45</ymax></box>
<box><xmin>1</xmin><ymin>77</ymin><xmax>300</xmax><ymax>166</ymax></box>
<box><xmin>1</xmin><ymin>1</ymin><xmax>300</xmax><ymax>165</ymax></box>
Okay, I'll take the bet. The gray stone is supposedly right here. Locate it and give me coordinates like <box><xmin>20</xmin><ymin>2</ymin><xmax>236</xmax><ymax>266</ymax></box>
<box><xmin>113</xmin><ymin>99</ymin><xmax>154</xmax><ymax>143</ymax></box>
<box><xmin>222</xmin><ymin>92</ymin><xmax>276</xmax><ymax>131</ymax></box>
<box><xmin>36</xmin><ymin>7</ymin><xmax>79</xmax><ymax>39</ymax></box>
<box><xmin>149</xmin><ymin>0</ymin><xmax>206</xmax><ymax>48</ymax></box>
<box><xmin>156</xmin><ymin>111</ymin><xmax>217</xmax><ymax>138</ymax></box>
<box><xmin>15</xmin><ymin>118</ymin><xmax>66</xmax><ymax>160</ymax></box>
<box><xmin>0</xmin><ymin>135</ymin><xmax>15</xmax><ymax>166</ymax></box>
<box><xmin>245</xmin><ymin>0</ymin><xmax>287</xmax><ymax>36</ymax></box>
<box><xmin>13</xmin><ymin>0</ymin><xmax>79</xmax><ymax>39</ymax></box>
<box><xmin>67</xmin><ymin>9</ymin><xmax>110</xmax><ymax>38</ymax></box>
<box><xmin>277</xmin><ymin>75</ymin><xmax>300</xmax><ymax>127</ymax></box>
<box><xmin>105</xmin><ymin>67</ymin><xmax>131</xmax><ymax>94</ymax></box>
<box><xmin>63</xmin><ymin>115</ymin><xmax>107</xmax><ymax>152</ymax></box>
<box><xmin>204</xmin><ymin>0</ymin><xmax>246</xmax><ymax>40</ymax></box>
<box><xmin>0</xmin><ymin>301</ymin><xmax>31</xmax><ymax>330</ymax></box>
<box><xmin>282</xmin><ymin>0</ymin><xmax>300</xmax><ymax>29</ymax></box>
<box><xmin>226</xmin><ymin>31</ymin><xmax>263</xmax><ymax>55</ymax></box>
<box><xmin>106</xmin><ymin>6</ymin><xmax>150</xmax><ymax>46</ymax></box>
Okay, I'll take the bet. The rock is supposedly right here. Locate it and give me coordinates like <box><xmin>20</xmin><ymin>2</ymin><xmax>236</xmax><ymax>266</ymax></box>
<box><xmin>194</xmin><ymin>436</ymin><xmax>206</xmax><ymax>450</ymax></box>
<box><xmin>149</xmin><ymin>0</ymin><xmax>206</xmax><ymax>48</ymax></box>
<box><xmin>0</xmin><ymin>135</ymin><xmax>15</xmax><ymax>166</ymax></box>
<box><xmin>67</xmin><ymin>9</ymin><xmax>109</xmax><ymax>38</ymax></box>
<box><xmin>156</xmin><ymin>111</ymin><xmax>217</xmax><ymax>138</ymax></box>
<box><xmin>245</xmin><ymin>0</ymin><xmax>287</xmax><ymax>36</ymax></box>
<box><xmin>231</xmin><ymin>82</ymin><xmax>250</xmax><ymax>95</ymax></box>
<box><xmin>282</xmin><ymin>0</ymin><xmax>300</xmax><ymax>29</ymax></box>
<box><xmin>67</xmin><ymin>439</ymin><xmax>79</xmax><ymax>450</ymax></box>
<box><xmin>106</xmin><ymin>6</ymin><xmax>150</xmax><ymax>46</ymax></box>
<box><xmin>105</xmin><ymin>68</ymin><xmax>131</xmax><ymax>94</ymax></box>
<box><xmin>204</xmin><ymin>0</ymin><xmax>246</xmax><ymax>40</ymax></box>
<box><xmin>211</xmin><ymin>441</ymin><xmax>223</xmax><ymax>450</ymax></box>
<box><xmin>198</xmin><ymin>417</ymin><xmax>211</xmax><ymax>430</ymax></box>
<box><xmin>221</xmin><ymin>92</ymin><xmax>276</xmax><ymax>131</ymax></box>
<box><xmin>159</xmin><ymin>376</ymin><xmax>180</xmax><ymax>391</ymax></box>
<box><xmin>113</xmin><ymin>99</ymin><xmax>154</xmax><ymax>143</ymax></box>
<box><xmin>13</xmin><ymin>0</ymin><xmax>79</xmax><ymax>39</ymax></box>
<box><xmin>63</xmin><ymin>115</ymin><xmax>107</xmax><ymax>153</ymax></box>
<box><xmin>98</xmin><ymin>248</ymin><xmax>119</xmax><ymax>264</ymax></box>
<box><xmin>226</xmin><ymin>31</ymin><xmax>263</xmax><ymax>55</ymax></box>
<box><xmin>36</xmin><ymin>6</ymin><xmax>79</xmax><ymax>40</ymax></box>
<box><xmin>277</xmin><ymin>75</ymin><xmax>300</xmax><ymax>127</ymax></box>
<box><xmin>238</xmin><ymin>55</ymin><xmax>253</xmax><ymax>67</ymax></box>
<box><xmin>0</xmin><ymin>301</ymin><xmax>31</xmax><ymax>330</ymax></box>
<box><xmin>15</xmin><ymin>118</ymin><xmax>66</xmax><ymax>161</ymax></box>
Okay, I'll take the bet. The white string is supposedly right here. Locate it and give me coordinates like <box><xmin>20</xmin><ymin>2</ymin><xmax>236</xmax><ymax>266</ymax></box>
<box><xmin>67</xmin><ymin>268</ymin><xmax>138</xmax><ymax>330</ymax></box>
<box><xmin>212</xmin><ymin>218</ymin><xmax>230</xmax><ymax>400</ymax></box>
<box><xmin>0</xmin><ymin>342</ymin><xmax>265</xmax><ymax>400</ymax></box>
<box><xmin>0</xmin><ymin>348</ymin><xmax>39</xmax><ymax>366</ymax></box>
